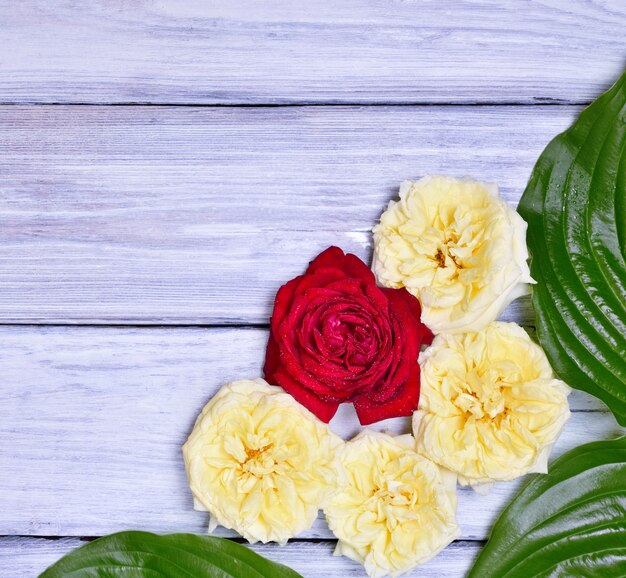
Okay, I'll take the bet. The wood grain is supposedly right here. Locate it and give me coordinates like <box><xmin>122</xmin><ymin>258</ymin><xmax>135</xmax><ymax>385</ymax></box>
<box><xmin>0</xmin><ymin>537</ymin><xmax>480</xmax><ymax>578</ymax></box>
<box><xmin>0</xmin><ymin>326</ymin><xmax>621</xmax><ymax>542</ymax></box>
<box><xmin>1</xmin><ymin>1</ymin><xmax>625</xmax><ymax>105</ymax></box>
<box><xmin>2</xmin><ymin>2</ymin><xmax>623</xmax><ymax>576</ymax></box>
<box><xmin>0</xmin><ymin>104</ymin><xmax>581</xmax><ymax>325</ymax></box>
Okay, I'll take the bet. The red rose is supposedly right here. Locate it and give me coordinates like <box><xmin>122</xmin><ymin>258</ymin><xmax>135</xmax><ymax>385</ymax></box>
<box><xmin>264</xmin><ymin>246</ymin><xmax>433</xmax><ymax>425</ymax></box>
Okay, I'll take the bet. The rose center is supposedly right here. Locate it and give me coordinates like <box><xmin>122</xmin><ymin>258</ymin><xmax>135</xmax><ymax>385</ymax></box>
<box><xmin>245</xmin><ymin>444</ymin><xmax>273</xmax><ymax>461</ymax></box>
<box><xmin>453</xmin><ymin>369</ymin><xmax>507</xmax><ymax>421</ymax></box>
<box><xmin>433</xmin><ymin>235</ymin><xmax>465</xmax><ymax>271</ymax></box>
<box><xmin>321</xmin><ymin>313</ymin><xmax>377</xmax><ymax>363</ymax></box>
<box><xmin>241</xmin><ymin>443</ymin><xmax>277</xmax><ymax>476</ymax></box>
<box><xmin>365</xmin><ymin>476</ymin><xmax>422</xmax><ymax>530</ymax></box>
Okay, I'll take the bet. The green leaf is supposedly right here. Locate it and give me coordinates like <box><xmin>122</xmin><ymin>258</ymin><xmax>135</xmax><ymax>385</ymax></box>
<box><xmin>38</xmin><ymin>531</ymin><xmax>303</xmax><ymax>578</ymax></box>
<box><xmin>518</xmin><ymin>71</ymin><xmax>626</xmax><ymax>425</ymax></box>
<box><xmin>468</xmin><ymin>436</ymin><xmax>626</xmax><ymax>577</ymax></box>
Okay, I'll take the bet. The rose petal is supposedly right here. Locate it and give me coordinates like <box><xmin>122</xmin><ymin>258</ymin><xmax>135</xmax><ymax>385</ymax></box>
<box><xmin>353</xmin><ymin>364</ymin><xmax>421</xmax><ymax>425</ymax></box>
<box><xmin>272</xmin><ymin>365</ymin><xmax>340</xmax><ymax>423</ymax></box>
<box><xmin>263</xmin><ymin>333</ymin><xmax>282</xmax><ymax>379</ymax></box>
<box><xmin>308</xmin><ymin>246</ymin><xmax>376</xmax><ymax>286</ymax></box>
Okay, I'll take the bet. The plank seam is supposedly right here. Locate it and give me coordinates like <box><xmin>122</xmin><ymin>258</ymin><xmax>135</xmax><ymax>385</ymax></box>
<box><xmin>0</xmin><ymin>100</ymin><xmax>586</xmax><ymax>108</ymax></box>
<box><xmin>0</xmin><ymin>535</ymin><xmax>487</xmax><ymax>546</ymax></box>
<box><xmin>0</xmin><ymin>322</ymin><xmax>272</xmax><ymax>329</ymax></box>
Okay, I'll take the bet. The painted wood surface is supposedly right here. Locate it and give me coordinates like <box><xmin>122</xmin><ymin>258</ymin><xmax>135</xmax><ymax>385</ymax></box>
<box><xmin>0</xmin><ymin>537</ymin><xmax>480</xmax><ymax>578</ymax></box>
<box><xmin>0</xmin><ymin>104</ymin><xmax>580</xmax><ymax>325</ymax></box>
<box><xmin>2</xmin><ymin>2</ymin><xmax>624</xmax><ymax>576</ymax></box>
<box><xmin>1</xmin><ymin>326</ymin><xmax>623</xmax><ymax>544</ymax></box>
<box><xmin>1</xmin><ymin>1</ymin><xmax>625</xmax><ymax>105</ymax></box>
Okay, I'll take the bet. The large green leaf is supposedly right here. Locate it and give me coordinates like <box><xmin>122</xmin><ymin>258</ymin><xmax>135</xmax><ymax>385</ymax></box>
<box><xmin>468</xmin><ymin>436</ymin><xmax>626</xmax><ymax>577</ymax></box>
<box><xmin>518</xmin><ymin>72</ymin><xmax>626</xmax><ymax>425</ymax></box>
<box><xmin>39</xmin><ymin>531</ymin><xmax>303</xmax><ymax>578</ymax></box>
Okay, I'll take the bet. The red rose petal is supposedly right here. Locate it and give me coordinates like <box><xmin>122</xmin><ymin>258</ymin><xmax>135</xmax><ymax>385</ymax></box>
<box><xmin>263</xmin><ymin>332</ymin><xmax>282</xmax><ymax>379</ymax></box>
<box><xmin>353</xmin><ymin>364</ymin><xmax>421</xmax><ymax>425</ymax></box>
<box><xmin>306</xmin><ymin>246</ymin><xmax>346</xmax><ymax>273</ymax></box>
<box><xmin>270</xmin><ymin>276</ymin><xmax>302</xmax><ymax>331</ymax></box>
<box><xmin>308</xmin><ymin>246</ymin><xmax>376</xmax><ymax>285</ymax></box>
<box><xmin>340</xmin><ymin>252</ymin><xmax>377</xmax><ymax>285</ymax></box>
<box><xmin>271</xmin><ymin>365</ymin><xmax>340</xmax><ymax>423</ymax></box>
<box><xmin>390</xmin><ymin>286</ymin><xmax>434</xmax><ymax>346</ymax></box>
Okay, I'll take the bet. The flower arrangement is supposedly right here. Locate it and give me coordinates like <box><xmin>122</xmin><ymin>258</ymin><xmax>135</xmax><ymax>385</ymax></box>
<box><xmin>181</xmin><ymin>173</ymin><xmax>573</xmax><ymax>576</ymax></box>
<box><xmin>41</xmin><ymin>71</ymin><xmax>626</xmax><ymax>578</ymax></box>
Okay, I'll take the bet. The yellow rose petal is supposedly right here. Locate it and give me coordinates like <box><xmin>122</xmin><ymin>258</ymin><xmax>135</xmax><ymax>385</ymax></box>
<box><xmin>413</xmin><ymin>322</ymin><xmax>571</xmax><ymax>487</ymax></box>
<box><xmin>183</xmin><ymin>378</ymin><xmax>343</xmax><ymax>544</ymax></box>
<box><xmin>325</xmin><ymin>430</ymin><xmax>460</xmax><ymax>578</ymax></box>
<box><xmin>373</xmin><ymin>176</ymin><xmax>535</xmax><ymax>334</ymax></box>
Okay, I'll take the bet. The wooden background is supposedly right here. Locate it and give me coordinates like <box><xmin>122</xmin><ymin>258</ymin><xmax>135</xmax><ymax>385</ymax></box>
<box><xmin>1</xmin><ymin>1</ymin><xmax>625</xmax><ymax>576</ymax></box>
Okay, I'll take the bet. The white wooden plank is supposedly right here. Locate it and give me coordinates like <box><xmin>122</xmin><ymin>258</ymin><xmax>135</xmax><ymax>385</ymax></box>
<box><xmin>1</xmin><ymin>1</ymin><xmax>624</xmax><ymax>104</ymax></box>
<box><xmin>0</xmin><ymin>326</ymin><xmax>621</xmax><ymax>541</ymax></box>
<box><xmin>0</xmin><ymin>104</ymin><xmax>581</xmax><ymax>324</ymax></box>
<box><xmin>0</xmin><ymin>536</ymin><xmax>480</xmax><ymax>578</ymax></box>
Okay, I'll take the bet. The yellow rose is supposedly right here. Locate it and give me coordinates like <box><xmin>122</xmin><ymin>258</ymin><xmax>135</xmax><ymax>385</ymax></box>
<box><xmin>373</xmin><ymin>176</ymin><xmax>534</xmax><ymax>334</ymax></box>
<box><xmin>325</xmin><ymin>430</ymin><xmax>460</xmax><ymax>578</ymax></box>
<box><xmin>183</xmin><ymin>378</ymin><xmax>343</xmax><ymax>544</ymax></box>
<box><xmin>413</xmin><ymin>322</ymin><xmax>571</xmax><ymax>487</ymax></box>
